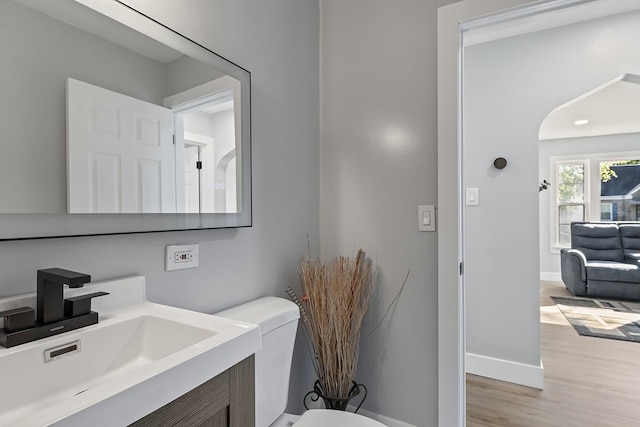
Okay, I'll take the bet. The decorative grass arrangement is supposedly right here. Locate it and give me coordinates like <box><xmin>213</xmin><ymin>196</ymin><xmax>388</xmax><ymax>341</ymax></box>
<box><xmin>287</xmin><ymin>249</ymin><xmax>375</xmax><ymax>408</ymax></box>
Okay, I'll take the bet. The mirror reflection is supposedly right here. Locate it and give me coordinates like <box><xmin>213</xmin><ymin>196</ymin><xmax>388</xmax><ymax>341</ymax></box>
<box><xmin>1</xmin><ymin>0</ymin><xmax>245</xmax><ymax>214</ymax></box>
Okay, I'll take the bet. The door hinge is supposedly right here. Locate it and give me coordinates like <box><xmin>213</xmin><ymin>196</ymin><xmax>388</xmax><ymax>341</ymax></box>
<box><xmin>196</xmin><ymin>161</ymin><xmax>202</xmax><ymax>170</ymax></box>
<box><xmin>172</xmin><ymin>134</ymin><xmax>176</xmax><ymax>145</ymax></box>
<box><xmin>459</xmin><ymin>262</ymin><xmax>464</xmax><ymax>275</ymax></box>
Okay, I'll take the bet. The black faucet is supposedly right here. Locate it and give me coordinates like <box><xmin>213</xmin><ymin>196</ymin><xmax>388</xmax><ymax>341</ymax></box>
<box><xmin>0</xmin><ymin>268</ymin><xmax>108</xmax><ymax>348</ymax></box>
<box><xmin>37</xmin><ymin>268</ymin><xmax>91</xmax><ymax>324</ymax></box>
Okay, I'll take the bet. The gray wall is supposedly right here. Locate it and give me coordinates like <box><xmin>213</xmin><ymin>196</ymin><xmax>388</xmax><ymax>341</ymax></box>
<box><xmin>0</xmin><ymin>0</ymin><xmax>319</xmax><ymax>414</ymax></box>
<box><xmin>0</xmin><ymin>1</ymin><xmax>228</xmax><ymax>214</ymax></box>
<box><xmin>320</xmin><ymin>0</ymin><xmax>455</xmax><ymax>425</ymax></box>
<box><xmin>0</xmin><ymin>0</ymin><xmax>167</xmax><ymax>213</ymax></box>
<box><xmin>164</xmin><ymin>55</ymin><xmax>227</xmax><ymax>97</ymax></box>
<box><xmin>463</xmin><ymin>9</ymin><xmax>640</xmax><ymax>366</ymax></box>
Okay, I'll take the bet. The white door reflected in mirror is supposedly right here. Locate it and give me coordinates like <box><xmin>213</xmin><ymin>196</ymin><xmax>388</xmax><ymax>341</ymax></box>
<box><xmin>67</xmin><ymin>78</ymin><xmax>176</xmax><ymax>213</ymax></box>
<box><xmin>67</xmin><ymin>79</ymin><xmax>239</xmax><ymax>214</ymax></box>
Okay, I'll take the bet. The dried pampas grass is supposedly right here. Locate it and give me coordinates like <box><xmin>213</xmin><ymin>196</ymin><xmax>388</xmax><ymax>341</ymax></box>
<box><xmin>287</xmin><ymin>249</ymin><xmax>375</xmax><ymax>400</ymax></box>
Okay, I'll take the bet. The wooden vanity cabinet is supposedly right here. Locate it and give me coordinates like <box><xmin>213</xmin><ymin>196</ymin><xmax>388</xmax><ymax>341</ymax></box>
<box><xmin>130</xmin><ymin>355</ymin><xmax>255</xmax><ymax>427</ymax></box>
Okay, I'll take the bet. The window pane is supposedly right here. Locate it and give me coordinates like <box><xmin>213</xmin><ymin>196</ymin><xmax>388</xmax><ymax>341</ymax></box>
<box><xmin>600</xmin><ymin>203</ymin><xmax>613</xmax><ymax>221</ymax></box>
<box><xmin>558</xmin><ymin>164</ymin><xmax>584</xmax><ymax>203</ymax></box>
<box><xmin>600</xmin><ymin>160</ymin><xmax>640</xmax><ymax>222</ymax></box>
<box><xmin>559</xmin><ymin>205</ymin><xmax>584</xmax><ymax>224</ymax></box>
<box><xmin>559</xmin><ymin>224</ymin><xmax>571</xmax><ymax>245</ymax></box>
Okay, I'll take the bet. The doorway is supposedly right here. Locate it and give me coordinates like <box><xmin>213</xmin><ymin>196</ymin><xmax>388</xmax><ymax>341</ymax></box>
<box><xmin>437</xmin><ymin>1</ymin><xmax>640</xmax><ymax>425</ymax></box>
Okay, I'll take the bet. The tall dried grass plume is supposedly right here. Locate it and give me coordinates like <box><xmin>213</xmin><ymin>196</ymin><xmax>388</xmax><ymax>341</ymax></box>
<box><xmin>287</xmin><ymin>249</ymin><xmax>375</xmax><ymax>401</ymax></box>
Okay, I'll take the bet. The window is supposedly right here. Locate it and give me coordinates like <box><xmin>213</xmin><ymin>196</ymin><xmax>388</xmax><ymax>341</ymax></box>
<box><xmin>600</xmin><ymin>160</ymin><xmax>640</xmax><ymax>222</ymax></box>
<box><xmin>550</xmin><ymin>155</ymin><xmax>640</xmax><ymax>248</ymax></box>
<box><xmin>600</xmin><ymin>203</ymin><xmax>613</xmax><ymax>221</ymax></box>
<box><xmin>556</xmin><ymin>162</ymin><xmax>586</xmax><ymax>245</ymax></box>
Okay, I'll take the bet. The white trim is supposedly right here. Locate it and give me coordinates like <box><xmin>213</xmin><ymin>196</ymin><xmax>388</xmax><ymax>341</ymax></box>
<box><xmin>439</xmin><ymin>2</ymin><xmax>602</xmax><ymax>426</ymax></box>
<box><xmin>466</xmin><ymin>353</ymin><xmax>544</xmax><ymax>390</ymax></box>
<box><xmin>184</xmin><ymin>131</ymin><xmax>214</xmax><ymax>146</ymax></box>
<box><xmin>626</xmin><ymin>182</ymin><xmax>640</xmax><ymax>197</ymax></box>
<box><xmin>540</xmin><ymin>271</ymin><xmax>562</xmax><ymax>282</ymax></box>
<box><xmin>344</xmin><ymin>406</ymin><xmax>416</xmax><ymax>427</ymax></box>
<box><xmin>463</xmin><ymin>0</ymin><xmax>640</xmax><ymax>47</ymax></box>
<box><xmin>553</xmin><ymin>158</ymin><xmax>590</xmax><ymax>246</ymax></box>
<box><xmin>163</xmin><ymin>76</ymin><xmax>237</xmax><ymax>111</ymax></box>
<box><xmin>601</xmin><ymin>195</ymin><xmax>633</xmax><ymax>200</ymax></box>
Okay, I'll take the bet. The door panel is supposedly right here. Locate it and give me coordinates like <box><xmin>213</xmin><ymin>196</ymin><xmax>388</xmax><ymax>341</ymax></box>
<box><xmin>90</xmin><ymin>152</ymin><xmax>121</xmax><ymax>213</ymax></box>
<box><xmin>67</xmin><ymin>78</ymin><xmax>176</xmax><ymax>213</ymax></box>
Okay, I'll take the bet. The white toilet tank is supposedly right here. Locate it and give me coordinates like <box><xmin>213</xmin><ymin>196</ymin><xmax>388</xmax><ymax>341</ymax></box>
<box><xmin>216</xmin><ymin>297</ymin><xmax>300</xmax><ymax>427</ymax></box>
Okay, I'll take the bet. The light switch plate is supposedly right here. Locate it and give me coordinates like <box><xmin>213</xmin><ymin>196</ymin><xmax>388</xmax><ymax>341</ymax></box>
<box><xmin>418</xmin><ymin>205</ymin><xmax>436</xmax><ymax>232</ymax></box>
<box><xmin>466</xmin><ymin>188</ymin><xmax>479</xmax><ymax>206</ymax></box>
<box><xmin>165</xmin><ymin>244</ymin><xmax>199</xmax><ymax>271</ymax></box>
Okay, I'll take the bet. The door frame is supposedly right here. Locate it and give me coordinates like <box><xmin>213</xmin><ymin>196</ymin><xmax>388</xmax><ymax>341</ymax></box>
<box><xmin>436</xmin><ymin>1</ymin><xmax>611</xmax><ymax>425</ymax></box>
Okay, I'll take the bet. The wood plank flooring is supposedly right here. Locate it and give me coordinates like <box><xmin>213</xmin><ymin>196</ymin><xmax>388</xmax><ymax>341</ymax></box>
<box><xmin>466</xmin><ymin>281</ymin><xmax>640</xmax><ymax>426</ymax></box>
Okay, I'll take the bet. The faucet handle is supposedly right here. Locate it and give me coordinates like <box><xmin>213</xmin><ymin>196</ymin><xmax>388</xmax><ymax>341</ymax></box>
<box><xmin>0</xmin><ymin>307</ymin><xmax>35</xmax><ymax>332</ymax></box>
<box><xmin>64</xmin><ymin>292</ymin><xmax>109</xmax><ymax>318</ymax></box>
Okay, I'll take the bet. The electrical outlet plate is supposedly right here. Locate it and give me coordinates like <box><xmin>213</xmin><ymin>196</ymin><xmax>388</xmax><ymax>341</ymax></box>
<box><xmin>165</xmin><ymin>244</ymin><xmax>199</xmax><ymax>271</ymax></box>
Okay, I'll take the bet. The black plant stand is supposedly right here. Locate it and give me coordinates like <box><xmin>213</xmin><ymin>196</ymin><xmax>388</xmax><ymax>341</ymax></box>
<box><xmin>303</xmin><ymin>380</ymin><xmax>368</xmax><ymax>413</ymax></box>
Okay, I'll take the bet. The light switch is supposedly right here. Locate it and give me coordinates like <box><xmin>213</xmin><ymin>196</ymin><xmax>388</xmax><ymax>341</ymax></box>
<box><xmin>418</xmin><ymin>205</ymin><xmax>436</xmax><ymax>232</ymax></box>
<box><xmin>423</xmin><ymin>210</ymin><xmax>431</xmax><ymax>226</ymax></box>
<box><xmin>466</xmin><ymin>188</ymin><xmax>479</xmax><ymax>206</ymax></box>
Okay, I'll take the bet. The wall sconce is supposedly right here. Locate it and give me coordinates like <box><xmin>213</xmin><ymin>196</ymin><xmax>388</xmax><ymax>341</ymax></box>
<box><xmin>539</xmin><ymin>179</ymin><xmax>551</xmax><ymax>192</ymax></box>
<box><xmin>493</xmin><ymin>157</ymin><xmax>507</xmax><ymax>169</ymax></box>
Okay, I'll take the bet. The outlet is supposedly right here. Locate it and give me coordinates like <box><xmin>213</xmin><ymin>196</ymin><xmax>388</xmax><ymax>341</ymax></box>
<box><xmin>174</xmin><ymin>251</ymin><xmax>194</xmax><ymax>263</ymax></box>
<box><xmin>165</xmin><ymin>244</ymin><xmax>199</xmax><ymax>271</ymax></box>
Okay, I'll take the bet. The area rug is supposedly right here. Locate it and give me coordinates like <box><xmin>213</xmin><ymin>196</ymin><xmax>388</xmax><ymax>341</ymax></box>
<box><xmin>550</xmin><ymin>296</ymin><xmax>640</xmax><ymax>343</ymax></box>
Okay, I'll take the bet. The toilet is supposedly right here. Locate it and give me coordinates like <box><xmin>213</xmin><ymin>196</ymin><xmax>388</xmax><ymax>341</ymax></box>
<box><xmin>216</xmin><ymin>297</ymin><xmax>386</xmax><ymax>427</ymax></box>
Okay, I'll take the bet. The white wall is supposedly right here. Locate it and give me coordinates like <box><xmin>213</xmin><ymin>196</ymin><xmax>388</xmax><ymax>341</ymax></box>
<box><xmin>184</xmin><ymin>111</ymin><xmax>214</xmax><ymax>137</ymax></box>
<box><xmin>211</xmin><ymin>109</ymin><xmax>237</xmax><ymax>212</ymax></box>
<box><xmin>0</xmin><ymin>0</ymin><xmax>319</xmax><ymax>415</ymax></box>
<box><xmin>320</xmin><ymin>0</ymin><xmax>456</xmax><ymax>425</ymax></box>
<box><xmin>463</xmin><ymin>8</ymin><xmax>640</xmax><ymax>371</ymax></box>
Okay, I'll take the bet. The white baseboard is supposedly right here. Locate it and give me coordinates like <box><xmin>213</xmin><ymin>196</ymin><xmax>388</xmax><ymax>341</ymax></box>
<box><xmin>540</xmin><ymin>271</ymin><xmax>562</xmax><ymax>282</ymax></box>
<box><xmin>466</xmin><ymin>353</ymin><xmax>544</xmax><ymax>389</ymax></box>
<box><xmin>344</xmin><ymin>406</ymin><xmax>416</xmax><ymax>427</ymax></box>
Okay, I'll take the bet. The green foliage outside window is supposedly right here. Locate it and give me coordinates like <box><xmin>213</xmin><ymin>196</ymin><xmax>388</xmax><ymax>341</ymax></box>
<box><xmin>559</xmin><ymin>160</ymin><xmax>640</xmax><ymax>202</ymax></box>
<box><xmin>558</xmin><ymin>164</ymin><xmax>584</xmax><ymax>203</ymax></box>
<box><xmin>600</xmin><ymin>160</ymin><xmax>640</xmax><ymax>182</ymax></box>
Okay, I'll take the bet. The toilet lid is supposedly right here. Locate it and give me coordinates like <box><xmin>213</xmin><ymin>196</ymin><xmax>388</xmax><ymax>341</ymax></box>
<box><xmin>295</xmin><ymin>410</ymin><xmax>387</xmax><ymax>427</ymax></box>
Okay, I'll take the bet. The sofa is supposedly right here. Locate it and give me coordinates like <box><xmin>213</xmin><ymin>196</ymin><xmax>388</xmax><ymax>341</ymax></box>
<box><xmin>561</xmin><ymin>222</ymin><xmax>640</xmax><ymax>300</ymax></box>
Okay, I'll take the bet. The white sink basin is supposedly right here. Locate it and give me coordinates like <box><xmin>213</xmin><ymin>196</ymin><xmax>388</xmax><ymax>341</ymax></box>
<box><xmin>0</xmin><ymin>277</ymin><xmax>261</xmax><ymax>427</ymax></box>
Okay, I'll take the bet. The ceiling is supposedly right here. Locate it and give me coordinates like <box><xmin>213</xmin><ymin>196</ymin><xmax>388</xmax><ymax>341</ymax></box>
<box><xmin>539</xmin><ymin>74</ymin><xmax>640</xmax><ymax>140</ymax></box>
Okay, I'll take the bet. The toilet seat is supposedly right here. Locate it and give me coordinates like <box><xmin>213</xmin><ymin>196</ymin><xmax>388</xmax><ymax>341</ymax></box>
<box><xmin>294</xmin><ymin>409</ymin><xmax>387</xmax><ymax>427</ymax></box>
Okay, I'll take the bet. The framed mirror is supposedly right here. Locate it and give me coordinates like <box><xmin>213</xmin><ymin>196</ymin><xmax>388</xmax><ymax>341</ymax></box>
<box><xmin>0</xmin><ymin>0</ymin><xmax>252</xmax><ymax>240</ymax></box>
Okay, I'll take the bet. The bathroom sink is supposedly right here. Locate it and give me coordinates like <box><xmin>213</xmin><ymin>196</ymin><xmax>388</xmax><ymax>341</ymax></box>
<box><xmin>0</xmin><ymin>276</ymin><xmax>261</xmax><ymax>426</ymax></box>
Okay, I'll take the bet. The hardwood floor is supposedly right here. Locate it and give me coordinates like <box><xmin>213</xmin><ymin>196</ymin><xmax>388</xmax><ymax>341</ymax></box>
<box><xmin>466</xmin><ymin>281</ymin><xmax>640</xmax><ymax>426</ymax></box>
